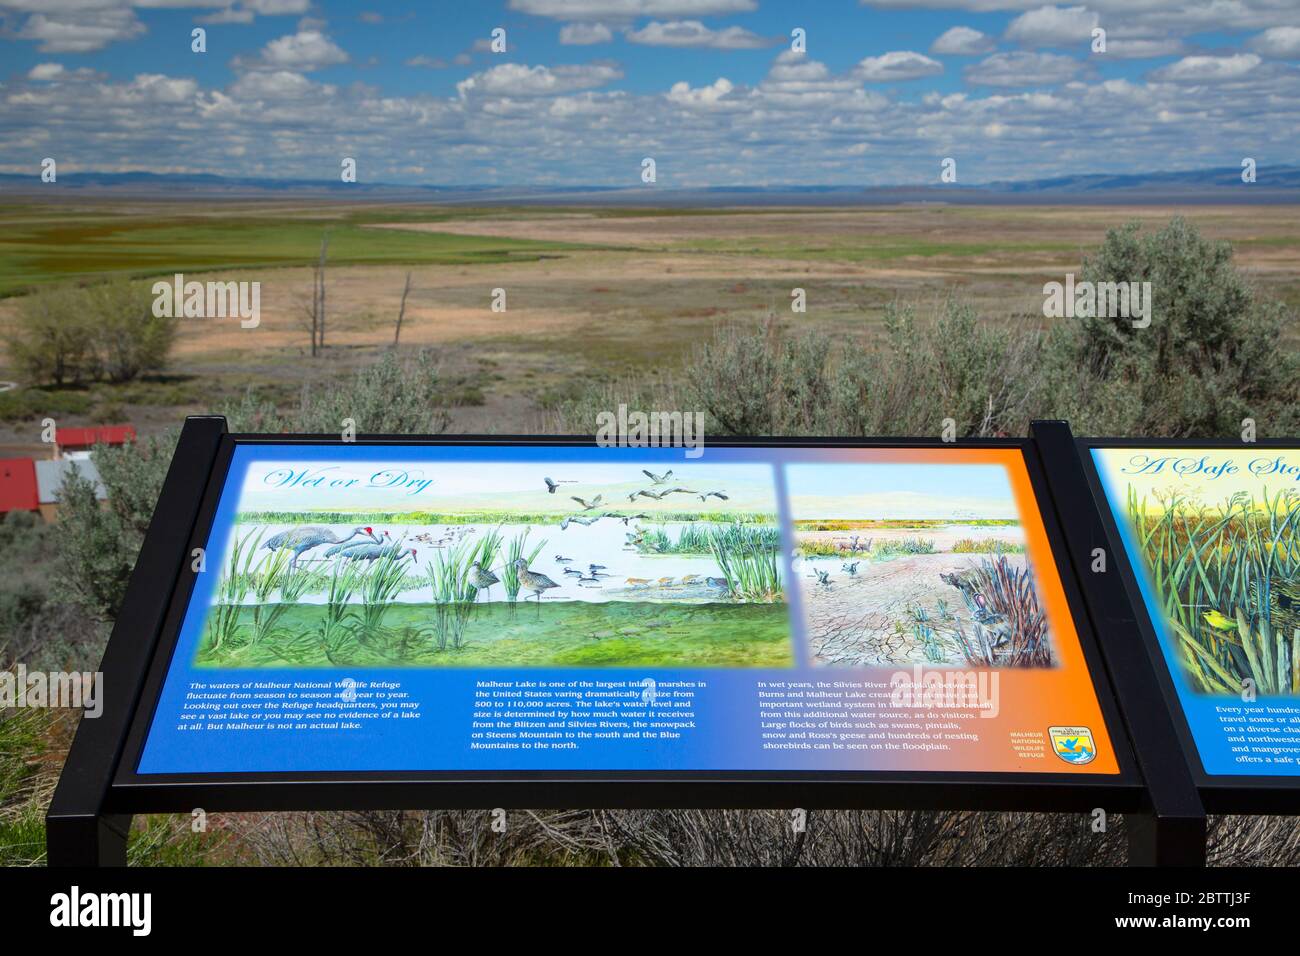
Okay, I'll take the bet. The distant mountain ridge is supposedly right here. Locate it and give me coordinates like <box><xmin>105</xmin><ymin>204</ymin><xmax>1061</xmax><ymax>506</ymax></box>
<box><xmin>2</xmin><ymin>166</ymin><xmax>1296</xmax><ymax>205</ymax></box>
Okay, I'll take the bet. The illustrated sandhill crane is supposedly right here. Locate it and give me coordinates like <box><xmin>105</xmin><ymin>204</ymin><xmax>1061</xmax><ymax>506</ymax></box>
<box><xmin>544</xmin><ymin>477</ymin><xmax>575</xmax><ymax>494</ymax></box>
<box><xmin>333</xmin><ymin>539</ymin><xmax>418</xmax><ymax>565</ymax></box>
<box><xmin>698</xmin><ymin>491</ymin><xmax>729</xmax><ymax>502</ymax></box>
<box><xmin>642</xmin><ymin>469</ymin><xmax>673</xmax><ymax>485</ymax></box>
<box><xmin>326</xmin><ymin>529</ymin><xmax>391</xmax><ymax>558</ymax></box>
<box><xmin>660</xmin><ymin>487</ymin><xmax>697</xmax><ymax>498</ymax></box>
<box><xmin>604</xmin><ymin>512</ymin><xmax>650</xmax><ymax>525</ymax></box>
<box><xmin>513</xmin><ymin>558</ymin><xmax>559</xmax><ymax>612</ymax></box>
<box><xmin>264</xmin><ymin>525</ymin><xmax>379</xmax><ymax>570</ymax></box>
<box><xmin>560</xmin><ymin>515</ymin><xmax>600</xmax><ymax>530</ymax></box>
<box><xmin>571</xmin><ymin>494</ymin><xmax>603</xmax><ymax>511</ymax></box>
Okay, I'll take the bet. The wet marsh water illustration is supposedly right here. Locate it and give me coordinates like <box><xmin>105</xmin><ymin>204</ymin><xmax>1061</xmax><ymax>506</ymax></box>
<box><xmin>196</xmin><ymin>458</ymin><xmax>792</xmax><ymax>669</ymax></box>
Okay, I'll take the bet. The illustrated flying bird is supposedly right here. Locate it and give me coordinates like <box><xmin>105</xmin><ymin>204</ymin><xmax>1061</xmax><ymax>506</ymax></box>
<box><xmin>571</xmin><ymin>494</ymin><xmax>603</xmax><ymax>511</ymax></box>
<box><xmin>560</xmin><ymin>515</ymin><xmax>601</xmax><ymax>530</ymax></box>
<box><xmin>642</xmin><ymin>469</ymin><xmax>673</xmax><ymax>485</ymax></box>
<box><xmin>661</xmin><ymin>487</ymin><xmax>697</xmax><ymax>497</ymax></box>
<box><xmin>544</xmin><ymin>478</ymin><xmax>575</xmax><ymax>494</ymax></box>
<box><xmin>698</xmin><ymin>491</ymin><xmax>729</xmax><ymax>502</ymax></box>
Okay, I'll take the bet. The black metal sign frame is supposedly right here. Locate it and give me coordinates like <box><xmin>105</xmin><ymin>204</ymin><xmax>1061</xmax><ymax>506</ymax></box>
<box><xmin>48</xmin><ymin>416</ymin><xmax>1187</xmax><ymax>866</ymax></box>
<box><xmin>1059</xmin><ymin>424</ymin><xmax>1300</xmax><ymax>814</ymax></box>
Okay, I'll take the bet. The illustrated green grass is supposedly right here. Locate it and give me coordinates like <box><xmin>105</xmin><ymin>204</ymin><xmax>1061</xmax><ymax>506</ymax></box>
<box><xmin>1129</xmin><ymin>488</ymin><xmax>1300</xmax><ymax>695</ymax></box>
<box><xmin>194</xmin><ymin>600</ymin><xmax>792</xmax><ymax>668</ymax></box>
<box><xmin>708</xmin><ymin>523</ymin><xmax>782</xmax><ymax>602</ymax></box>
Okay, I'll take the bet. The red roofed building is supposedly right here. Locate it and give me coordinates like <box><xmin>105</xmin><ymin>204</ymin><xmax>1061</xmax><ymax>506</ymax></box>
<box><xmin>0</xmin><ymin>457</ymin><xmax>40</xmax><ymax>515</ymax></box>
<box><xmin>54</xmin><ymin>424</ymin><xmax>136</xmax><ymax>460</ymax></box>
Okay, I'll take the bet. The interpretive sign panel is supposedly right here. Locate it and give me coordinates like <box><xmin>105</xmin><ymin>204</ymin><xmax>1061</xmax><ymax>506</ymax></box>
<box><xmin>128</xmin><ymin>441</ymin><xmax>1121</xmax><ymax>777</ymax></box>
<box><xmin>1090</xmin><ymin>445</ymin><xmax>1300</xmax><ymax>784</ymax></box>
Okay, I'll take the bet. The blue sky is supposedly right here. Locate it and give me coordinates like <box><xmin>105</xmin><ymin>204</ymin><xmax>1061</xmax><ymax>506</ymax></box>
<box><xmin>2</xmin><ymin>1</ymin><xmax>1297</xmax><ymax>185</ymax></box>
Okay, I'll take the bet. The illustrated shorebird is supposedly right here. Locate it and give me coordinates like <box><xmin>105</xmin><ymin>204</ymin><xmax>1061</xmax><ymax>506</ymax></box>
<box><xmin>625</xmin><ymin>577</ymin><xmax>651</xmax><ymax>587</ymax></box>
<box><xmin>555</xmin><ymin>554</ymin><xmax>573</xmax><ymax>563</ymax></box>
<box><xmin>680</xmin><ymin>574</ymin><xmax>701</xmax><ymax>585</ymax></box>
<box><xmin>544</xmin><ymin>477</ymin><xmax>576</xmax><ymax>494</ymax></box>
<box><xmin>657</xmin><ymin>576</ymin><xmax>675</xmax><ymax>587</ymax></box>
<box><xmin>560</xmin><ymin>515</ymin><xmax>600</xmax><ymax>530</ymax></box>
<box><xmin>705</xmin><ymin>577</ymin><xmax>728</xmax><ymax>589</ymax></box>
<box><xmin>642</xmin><ymin>469</ymin><xmax>673</xmax><ymax>485</ymax></box>
<box><xmin>698</xmin><ymin>491</ymin><xmax>729</xmax><ymax>502</ymax></box>
<box><xmin>265</xmin><ymin>525</ymin><xmax>379</xmax><ymax>570</ymax></box>
<box><xmin>513</xmin><ymin>558</ymin><xmax>560</xmax><ymax>608</ymax></box>
<box><xmin>841</xmin><ymin>562</ymin><xmax>859</xmax><ymax>576</ymax></box>
<box><xmin>468</xmin><ymin>564</ymin><xmax>500</xmax><ymax>601</ymax></box>
<box><xmin>810</xmin><ymin>569</ymin><xmax>832</xmax><ymax>586</ymax></box>
<box><xmin>571</xmin><ymin>494</ymin><xmax>603</xmax><ymax>511</ymax></box>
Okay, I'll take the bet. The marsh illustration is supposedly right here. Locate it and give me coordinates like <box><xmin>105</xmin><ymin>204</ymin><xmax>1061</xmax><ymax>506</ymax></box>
<box><xmin>195</xmin><ymin>459</ymin><xmax>791</xmax><ymax>669</ymax></box>
<box><xmin>1121</xmin><ymin>486</ymin><xmax>1300</xmax><ymax>697</ymax></box>
<box><xmin>786</xmin><ymin>462</ymin><xmax>1056</xmax><ymax>669</ymax></box>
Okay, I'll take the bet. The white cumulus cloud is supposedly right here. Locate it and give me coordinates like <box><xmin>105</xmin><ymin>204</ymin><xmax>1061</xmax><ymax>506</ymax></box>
<box><xmin>1250</xmin><ymin>26</ymin><xmax>1300</xmax><ymax>58</ymax></box>
<box><xmin>964</xmin><ymin>51</ymin><xmax>1083</xmax><ymax>86</ymax></box>
<box><xmin>666</xmin><ymin>76</ymin><xmax>737</xmax><ymax>107</ymax></box>
<box><xmin>931</xmin><ymin>26</ymin><xmax>995</xmax><ymax>55</ymax></box>
<box><xmin>625</xmin><ymin>20</ymin><xmax>773</xmax><ymax>49</ymax></box>
<box><xmin>856</xmin><ymin>51</ymin><xmax>944</xmax><ymax>81</ymax></box>
<box><xmin>1005</xmin><ymin>5</ymin><xmax>1099</xmax><ymax>48</ymax></box>
<box><xmin>457</xmin><ymin>62</ymin><xmax>624</xmax><ymax>98</ymax></box>
<box><xmin>1152</xmin><ymin>53</ymin><xmax>1262</xmax><ymax>83</ymax></box>
<box><xmin>560</xmin><ymin>22</ymin><xmax>614</xmax><ymax>44</ymax></box>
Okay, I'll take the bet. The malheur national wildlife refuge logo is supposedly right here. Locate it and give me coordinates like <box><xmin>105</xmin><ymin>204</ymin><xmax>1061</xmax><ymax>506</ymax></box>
<box><xmin>1049</xmin><ymin>726</ymin><xmax>1097</xmax><ymax>765</ymax></box>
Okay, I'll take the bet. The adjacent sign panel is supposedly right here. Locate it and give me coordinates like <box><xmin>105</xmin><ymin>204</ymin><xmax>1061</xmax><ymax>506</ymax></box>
<box><xmin>134</xmin><ymin>443</ymin><xmax>1118</xmax><ymax>776</ymax></box>
<box><xmin>1092</xmin><ymin>447</ymin><xmax>1300</xmax><ymax>777</ymax></box>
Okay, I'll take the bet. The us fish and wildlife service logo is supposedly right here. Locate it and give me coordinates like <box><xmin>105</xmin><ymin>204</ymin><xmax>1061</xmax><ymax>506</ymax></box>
<box><xmin>1049</xmin><ymin>726</ymin><xmax>1097</xmax><ymax>765</ymax></box>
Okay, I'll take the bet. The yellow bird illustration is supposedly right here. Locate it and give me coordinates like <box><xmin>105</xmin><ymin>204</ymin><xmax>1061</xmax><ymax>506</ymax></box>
<box><xmin>1202</xmin><ymin>609</ymin><xmax>1238</xmax><ymax>632</ymax></box>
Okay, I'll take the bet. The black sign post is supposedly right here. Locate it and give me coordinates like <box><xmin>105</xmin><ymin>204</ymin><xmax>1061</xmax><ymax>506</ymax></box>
<box><xmin>46</xmin><ymin>416</ymin><xmax>227</xmax><ymax>866</ymax></box>
<box><xmin>1031</xmin><ymin>421</ymin><xmax>1206</xmax><ymax>865</ymax></box>
<box><xmin>49</xmin><ymin>417</ymin><xmax>1166</xmax><ymax>866</ymax></box>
